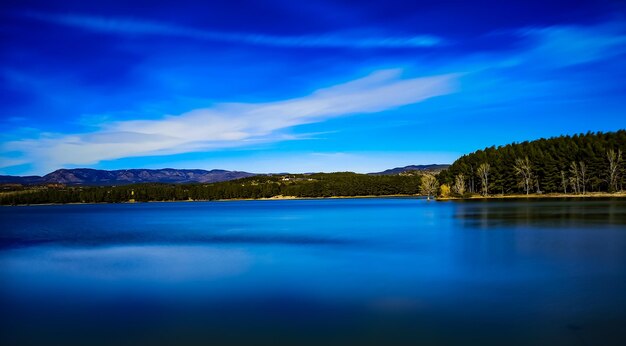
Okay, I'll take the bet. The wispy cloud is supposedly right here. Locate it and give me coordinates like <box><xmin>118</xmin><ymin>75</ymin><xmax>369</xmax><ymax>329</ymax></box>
<box><xmin>24</xmin><ymin>12</ymin><xmax>444</xmax><ymax>48</ymax></box>
<box><xmin>508</xmin><ymin>22</ymin><xmax>626</xmax><ymax>67</ymax></box>
<box><xmin>1</xmin><ymin>70</ymin><xmax>457</xmax><ymax>173</ymax></box>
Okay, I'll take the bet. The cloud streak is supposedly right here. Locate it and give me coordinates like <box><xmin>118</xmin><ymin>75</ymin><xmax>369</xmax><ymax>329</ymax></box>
<box><xmin>516</xmin><ymin>22</ymin><xmax>626</xmax><ymax>66</ymax></box>
<box><xmin>1</xmin><ymin>70</ymin><xmax>457</xmax><ymax>173</ymax></box>
<box><xmin>25</xmin><ymin>12</ymin><xmax>443</xmax><ymax>48</ymax></box>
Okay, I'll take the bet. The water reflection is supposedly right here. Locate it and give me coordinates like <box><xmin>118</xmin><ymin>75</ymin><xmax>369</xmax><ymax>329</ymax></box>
<box><xmin>453</xmin><ymin>199</ymin><xmax>626</xmax><ymax>229</ymax></box>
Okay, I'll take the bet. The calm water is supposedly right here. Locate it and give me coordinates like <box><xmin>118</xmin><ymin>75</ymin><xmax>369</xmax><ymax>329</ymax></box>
<box><xmin>1</xmin><ymin>198</ymin><xmax>625</xmax><ymax>345</ymax></box>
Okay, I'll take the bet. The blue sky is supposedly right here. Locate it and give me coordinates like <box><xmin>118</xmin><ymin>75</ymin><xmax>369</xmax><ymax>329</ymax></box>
<box><xmin>1</xmin><ymin>0</ymin><xmax>625</xmax><ymax>175</ymax></box>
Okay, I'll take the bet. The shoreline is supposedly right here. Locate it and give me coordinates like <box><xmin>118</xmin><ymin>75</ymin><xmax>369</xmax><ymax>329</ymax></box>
<box><xmin>214</xmin><ymin>194</ymin><xmax>419</xmax><ymax>202</ymax></box>
<box><xmin>437</xmin><ymin>192</ymin><xmax>626</xmax><ymax>201</ymax></box>
<box><xmin>0</xmin><ymin>194</ymin><xmax>422</xmax><ymax>207</ymax></box>
<box><xmin>3</xmin><ymin>192</ymin><xmax>626</xmax><ymax>206</ymax></box>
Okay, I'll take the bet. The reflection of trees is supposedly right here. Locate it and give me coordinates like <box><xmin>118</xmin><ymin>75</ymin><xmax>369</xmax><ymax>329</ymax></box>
<box><xmin>450</xmin><ymin>200</ymin><xmax>626</xmax><ymax>265</ymax></box>
<box><xmin>453</xmin><ymin>200</ymin><xmax>626</xmax><ymax>229</ymax></box>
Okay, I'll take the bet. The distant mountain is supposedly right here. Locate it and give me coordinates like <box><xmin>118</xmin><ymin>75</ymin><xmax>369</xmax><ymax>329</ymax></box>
<box><xmin>0</xmin><ymin>164</ymin><xmax>450</xmax><ymax>186</ymax></box>
<box><xmin>0</xmin><ymin>175</ymin><xmax>43</xmax><ymax>185</ymax></box>
<box><xmin>369</xmin><ymin>164</ymin><xmax>450</xmax><ymax>175</ymax></box>
<box><xmin>0</xmin><ymin>168</ymin><xmax>256</xmax><ymax>186</ymax></box>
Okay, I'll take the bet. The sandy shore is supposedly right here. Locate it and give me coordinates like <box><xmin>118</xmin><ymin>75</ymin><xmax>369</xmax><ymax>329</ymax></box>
<box><xmin>215</xmin><ymin>194</ymin><xmax>419</xmax><ymax>202</ymax></box>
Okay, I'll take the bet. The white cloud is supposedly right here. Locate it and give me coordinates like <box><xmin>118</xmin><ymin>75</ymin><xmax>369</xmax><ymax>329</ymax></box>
<box><xmin>1</xmin><ymin>70</ymin><xmax>457</xmax><ymax>174</ymax></box>
<box><xmin>25</xmin><ymin>12</ymin><xmax>443</xmax><ymax>48</ymax></box>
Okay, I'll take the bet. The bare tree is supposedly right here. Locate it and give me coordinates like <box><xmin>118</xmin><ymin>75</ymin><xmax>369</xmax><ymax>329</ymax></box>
<box><xmin>453</xmin><ymin>174</ymin><xmax>466</xmax><ymax>195</ymax></box>
<box><xmin>477</xmin><ymin>163</ymin><xmax>490</xmax><ymax>196</ymax></box>
<box><xmin>607</xmin><ymin>149</ymin><xmax>623</xmax><ymax>192</ymax></box>
<box><xmin>579</xmin><ymin>161</ymin><xmax>586</xmax><ymax>195</ymax></box>
<box><xmin>560</xmin><ymin>171</ymin><xmax>568</xmax><ymax>194</ymax></box>
<box><xmin>569</xmin><ymin>177</ymin><xmax>578</xmax><ymax>194</ymax></box>
<box><xmin>468</xmin><ymin>164</ymin><xmax>475</xmax><ymax>194</ymax></box>
<box><xmin>513</xmin><ymin>157</ymin><xmax>533</xmax><ymax>195</ymax></box>
<box><xmin>569</xmin><ymin>161</ymin><xmax>580</xmax><ymax>194</ymax></box>
<box><xmin>420</xmin><ymin>174</ymin><xmax>439</xmax><ymax>200</ymax></box>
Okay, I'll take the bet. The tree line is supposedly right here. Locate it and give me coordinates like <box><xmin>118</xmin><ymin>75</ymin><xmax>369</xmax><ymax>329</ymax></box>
<box><xmin>437</xmin><ymin>130</ymin><xmax>626</xmax><ymax>196</ymax></box>
<box><xmin>2</xmin><ymin>131</ymin><xmax>625</xmax><ymax>205</ymax></box>
<box><xmin>0</xmin><ymin>172</ymin><xmax>423</xmax><ymax>205</ymax></box>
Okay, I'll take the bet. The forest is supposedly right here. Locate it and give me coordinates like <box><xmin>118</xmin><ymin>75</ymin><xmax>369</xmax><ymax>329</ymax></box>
<box><xmin>438</xmin><ymin>130</ymin><xmax>626</xmax><ymax>196</ymax></box>
<box><xmin>0</xmin><ymin>172</ymin><xmax>422</xmax><ymax>205</ymax></box>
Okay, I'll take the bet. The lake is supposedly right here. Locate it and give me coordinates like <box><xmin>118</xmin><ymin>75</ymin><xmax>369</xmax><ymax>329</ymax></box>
<box><xmin>1</xmin><ymin>198</ymin><xmax>625</xmax><ymax>345</ymax></box>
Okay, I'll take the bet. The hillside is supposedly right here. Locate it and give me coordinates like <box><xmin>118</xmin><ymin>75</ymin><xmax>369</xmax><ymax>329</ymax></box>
<box><xmin>438</xmin><ymin>130</ymin><xmax>626</xmax><ymax>194</ymax></box>
<box><xmin>0</xmin><ymin>172</ymin><xmax>424</xmax><ymax>205</ymax></box>
<box><xmin>370</xmin><ymin>164</ymin><xmax>450</xmax><ymax>175</ymax></box>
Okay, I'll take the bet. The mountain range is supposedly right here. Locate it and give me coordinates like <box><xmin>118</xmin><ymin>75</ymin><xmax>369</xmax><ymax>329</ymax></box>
<box><xmin>0</xmin><ymin>164</ymin><xmax>449</xmax><ymax>186</ymax></box>
<box><xmin>0</xmin><ymin>168</ymin><xmax>256</xmax><ymax>186</ymax></box>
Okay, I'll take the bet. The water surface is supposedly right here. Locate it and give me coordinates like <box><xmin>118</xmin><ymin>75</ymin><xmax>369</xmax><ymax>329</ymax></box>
<box><xmin>1</xmin><ymin>198</ymin><xmax>625</xmax><ymax>345</ymax></box>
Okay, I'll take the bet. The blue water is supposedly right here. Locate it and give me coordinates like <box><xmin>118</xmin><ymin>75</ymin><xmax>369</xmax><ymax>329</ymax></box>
<box><xmin>1</xmin><ymin>198</ymin><xmax>625</xmax><ymax>345</ymax></box>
